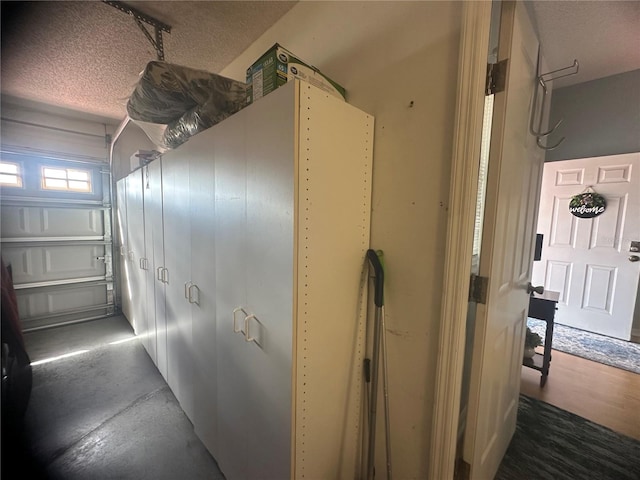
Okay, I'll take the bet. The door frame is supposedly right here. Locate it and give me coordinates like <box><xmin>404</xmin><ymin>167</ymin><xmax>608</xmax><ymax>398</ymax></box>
<box><xmin>429</xmin><ymin>2</ymin><xmax>494</xmax><ymax>478</ymax></box>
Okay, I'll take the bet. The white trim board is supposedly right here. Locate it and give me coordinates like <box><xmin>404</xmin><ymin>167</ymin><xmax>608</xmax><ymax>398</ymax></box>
<box><xmin>429</xmin><ymin>3</ymin><xmax>492</xmax><ymax>479</ymax></box>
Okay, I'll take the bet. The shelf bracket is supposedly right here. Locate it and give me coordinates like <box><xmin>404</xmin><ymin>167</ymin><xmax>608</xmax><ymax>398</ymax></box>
<box><xmin>103</xmin><ymin>0</ymin><xmax>172</xmax><ymax>61</ymax></box>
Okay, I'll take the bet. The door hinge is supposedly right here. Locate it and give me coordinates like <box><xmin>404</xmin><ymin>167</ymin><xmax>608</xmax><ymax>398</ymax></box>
<box><xmin>486</xmin><ymin>59</ymin><xmax>508</xmax><ymax>95</ymax></box>
<box><xmin>469</xmin><ymin>274</ymin><xmax>489</xmax><ymax>304</ymax></box>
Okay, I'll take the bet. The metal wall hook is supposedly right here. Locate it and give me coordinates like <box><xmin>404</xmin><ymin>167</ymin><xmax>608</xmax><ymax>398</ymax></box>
<box><xmin>529</xmin><ymin>48</ymin><xmax>579</xmax><ymax>151</ymax></box>
<box><xmin>540</xmin><ymin>59</ymin><xmax>579</xmax><ymax>83</ymax></box>
<box><xmin>530</xmin><ymin>76</ymin><xmax>564</xmax><ymax>139</ymax></box>
<box><xmin>537</xmin><ymin>135</ymin><xmax>565</xmax><ymax>151</ymax></box>
<box><xmin>529</xmin><ymin>68</ymin><xmax>544</xmax><ymax>136</ymax></box>
<box><xmin>535</xmin><ymin>118</ymin><xmax>564</xmax><ymax>138</ymax></box>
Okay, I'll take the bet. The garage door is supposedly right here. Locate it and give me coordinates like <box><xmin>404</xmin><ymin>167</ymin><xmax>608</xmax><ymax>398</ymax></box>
<box><xmin>0</xmin><ymin>152</ymin><xmax>114</xmax><ymax>331</ymax></box>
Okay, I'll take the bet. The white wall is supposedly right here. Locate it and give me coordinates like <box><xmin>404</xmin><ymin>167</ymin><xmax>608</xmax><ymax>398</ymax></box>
<box><xmin>110</xmin><ymin>120</ymin><xmax>157</xmax><ymax>181</ymax></box>
<box><xmin>222</xmin><ymin>2</ymin><xmax>463</xmax><ymax>477</ymax></box>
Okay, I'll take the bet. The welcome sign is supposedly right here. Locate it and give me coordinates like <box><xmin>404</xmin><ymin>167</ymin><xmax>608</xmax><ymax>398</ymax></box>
<box><xmin>569</xmin><ymin>191</ymin><xmax>607</xmax><ymax>218</ymax></box>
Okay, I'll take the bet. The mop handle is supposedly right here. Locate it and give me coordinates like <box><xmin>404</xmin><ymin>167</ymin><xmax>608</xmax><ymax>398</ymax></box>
<box><xmin>366</xmin><ymin>249</ymin><xmax>384</xmax><ymax>307</ymax></box>
<box><xmin>365</xmin><ymin>248</ymin><xmax>385</xmax><ymax>480</ymax></box>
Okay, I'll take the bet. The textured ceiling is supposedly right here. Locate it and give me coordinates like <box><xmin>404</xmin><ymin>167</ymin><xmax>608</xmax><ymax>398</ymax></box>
<box><xmin>1</xmin><ymin>1</ymin><xmax>296</xmax><ymax>121</ymax></box>
<box><xmin>526</xmin><ymin>0</ymin><xmax>640</xmax><ymax>88</ymax></box>
<box><xmin>1</xmin><ymin>1</ymin><xmax>638</xmax><ymax>122</ymax></box>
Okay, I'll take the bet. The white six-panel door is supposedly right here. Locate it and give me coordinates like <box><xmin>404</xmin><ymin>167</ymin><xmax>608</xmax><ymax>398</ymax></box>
<box><xmin>464</xmin><ymin>3</ymin><xmax>544</xmax><ymax>479</ymax></box>
<box><xmin>531</xmin><ymin>153</ymin><xmax>640</xmax><ymax>339</ymax></box>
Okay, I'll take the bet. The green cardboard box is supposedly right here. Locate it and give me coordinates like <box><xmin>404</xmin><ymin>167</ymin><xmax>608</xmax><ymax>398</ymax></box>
<box><xmin>246</xmin><ymin>43</ymin><xmax>346</xmax><ymax>104</ymax></box>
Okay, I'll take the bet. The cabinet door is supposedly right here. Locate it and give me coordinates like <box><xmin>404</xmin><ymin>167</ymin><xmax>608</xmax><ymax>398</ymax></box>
<box><xmin>147</xmin><ymin>159</ymin><xmax>167</xmax><ymax>378</ymax></box>
<box><xmin>188</xmin><ymin>132</ymin><xmax>218</xmax><ymax>456</ymax></box>
<box><xmin>149</xmin><ymin>159</ymin><xmax>167</xmax><ymax>380</ymax></box>
<box><xmin>215</xmin><ymin>81</ymin><xmax>296</xmax><ymax>480</ymax></box>
<box><xmin>243</xmin><ymin>85</ymin><xmax>295</xmax><ymax>479</ymax></box>
<box><xmin>214</xmin><ymin>110</ymin><xmax>251</xmax><ymax>480</ymax></box>
<box><xmin>142</xmin><ymin>163</ymin><xmax>158</xmax><ymax>363</ymax></box>
<box><xmin>162</xmin><ymin>152</ymin><xmax>194</xmax><ymax>421</ymax></box>
<box><xmin>116</xmin><ymin>178</ymin><xmax>131</xmax><ymax>324</ymax></box>
<box><xmin>125</xmin><ymin>170</ymin><xmax>146</xmax><ymax>338</ymax></box>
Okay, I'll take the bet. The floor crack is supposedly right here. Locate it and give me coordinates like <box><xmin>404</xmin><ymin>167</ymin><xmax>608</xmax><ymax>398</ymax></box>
<box><xmin>47</xmin><ymin>385</ymin><xmax>170</xmax><ymax>464</ymax></box>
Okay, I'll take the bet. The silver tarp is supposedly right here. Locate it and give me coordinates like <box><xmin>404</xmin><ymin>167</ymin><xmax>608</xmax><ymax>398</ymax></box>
<box><xmin>127</xmin><ymin>61</ymin><xmax>248</xmax><ymax>150</ymax></box>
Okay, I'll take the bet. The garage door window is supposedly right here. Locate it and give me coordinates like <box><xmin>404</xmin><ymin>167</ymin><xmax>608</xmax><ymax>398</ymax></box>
<box><xmin>41</xmin><ymin>166</ymin><xmax>92</xmax><ymax>193</ymax></box>
<box><xmin>0</xmin><ymin>161</ymin><xmax>23</xmax><ymax>187</ymax></box>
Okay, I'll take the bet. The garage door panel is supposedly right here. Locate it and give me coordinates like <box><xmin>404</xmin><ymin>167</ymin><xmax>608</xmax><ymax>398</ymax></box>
<box><xmin>2</xmin><ymin>245</ymin><xmax>106</xmax><ymax>283</ymax></box>
<box><xmin>2</xmin><ymin>248</ymin><xmax>34</xmax><ymax>277</ymax></box>
<box><xmin>46</xmin><ymin>286</ymin><xmax>107</xmax><ymax>313</ymax></box>
<box><xmin>43</xmin><ymin>245</ymin><xmax>106</xmax><ymax>277</ymax></box>
<box><xmin>16</xmin><ymin>294</ymin><xmax>37</xmax><ymax>319</ymax></box>
<box><xmin>2</xmin><ymin>206</ymin><xmax>105</xmax><ymax>238</ymax></box>
<box><xmin>16</xmin><ymin>284</ymin><xmax>108</xmax><ymax>323</ymax></box>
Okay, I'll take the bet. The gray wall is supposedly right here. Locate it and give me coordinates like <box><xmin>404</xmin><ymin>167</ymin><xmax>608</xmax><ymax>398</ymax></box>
<box><xmin>545</xmin><ymin>69</ymin><xmax>640</xmax><ymax>162</ymax></box>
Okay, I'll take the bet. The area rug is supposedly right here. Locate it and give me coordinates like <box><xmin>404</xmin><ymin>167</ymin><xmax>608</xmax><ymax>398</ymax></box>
<box><xmin>527</xmin><ymin>318</ymin><xmax>640</xmax><ymax>375</ymax></box>
<box><xmin>496</xmin><ymin>395</ymin><xmax>640</xmax><ymax>480</ymax></box>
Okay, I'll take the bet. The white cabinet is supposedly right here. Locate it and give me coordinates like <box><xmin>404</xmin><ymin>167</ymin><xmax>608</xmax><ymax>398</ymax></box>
<box><xmin>187</xmin><ymin>136</ymin><xmax>219</xmax><ymax>454</ymax></box>
<box><xmin>212</xmin><ymin>108</ymin><xmax>250</xmax><ymax>477</ymax></box>
<box><xmin>213</xmin><ymin>82</ymin><xmax>296</xmax><ymax>480</ymax></box>
<box><xmin>124</xmin><ymin>170</ymin><xmax>146</xmax><ymax>339</ymax></box>
<box><xmin>117</xmin><ymin>80</ymin><xmax>373</xmax><ymax>479</ymax></box>
<box><xmin>158</xmin><ymin>137</ymin><xmax>218</xmax><ymax>430</ymax></box>
<box><xmin>212</xmin><ymin>80</ymin><xmax>372</xmax><ymax>479</ymax></box>
<box><xmin>161</xmin><ymin>150</ymin><xmax>195</xmax><ymax>421</ymax></box>
<box><xmin>143</xmin><ymin>159</ymin><xmax>167</xmax><ymax>378</ymax></box>
<box><xmin>121</xmin><ymin>165</ymin><xmax>165</xmax><ymax>376</ymax></box>
<box><xmin>121</xmin><ymin>153</ymin><xmax>195</xmax><ymax>417</ymax></box>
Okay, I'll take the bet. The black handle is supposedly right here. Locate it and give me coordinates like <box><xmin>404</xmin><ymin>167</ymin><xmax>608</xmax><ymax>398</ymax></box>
<box><xmin>367</xmin><ymin>249</ymin><xmax>384</xmax><ymax>308</ymax></box>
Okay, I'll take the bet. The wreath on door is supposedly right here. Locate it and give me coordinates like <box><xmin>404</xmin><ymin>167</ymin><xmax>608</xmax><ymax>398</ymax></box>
<box><xmin>569</xmin><ymin>187</ymin><xmax>606</xmax><ymax>218</ymax></box>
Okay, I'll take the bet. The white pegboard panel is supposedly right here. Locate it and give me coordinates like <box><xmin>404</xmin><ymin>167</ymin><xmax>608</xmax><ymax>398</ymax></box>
<box><xmin>294</xmin><ymin>81</ymin><xmax>373</xmax><ymax>479</ymax></box>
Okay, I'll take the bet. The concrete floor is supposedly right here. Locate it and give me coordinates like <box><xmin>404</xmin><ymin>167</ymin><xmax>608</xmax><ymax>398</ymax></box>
<box><xmin>4</xmin><ymin>315</ymin><xmax>224</xmax><ymax>480</ymax></box>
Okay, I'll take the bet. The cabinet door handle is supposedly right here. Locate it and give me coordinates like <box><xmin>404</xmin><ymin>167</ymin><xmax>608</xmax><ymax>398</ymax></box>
<box><xmin>188</xmin><ymin>284</ymin><xmax>200</xmax><ymax>305</ymax></box>
<box><xmin>184</xmin><ymin>282</ymin><xmax>192</xmax><ymax>299</ymax></box>
<box><xmin>233</xmin><ymin>307</ymin><xmax>247</xmax><ymax>334</ymax></box>
<box><xmin>162</xmin><ymin>268</ymin><xmax>169</xmax><ymax>284</ymax></box>
<box><xmin>244</xmin><ymin>314</ymin><xmax>262</xmax><ymax>347</ymax></box>
<box><xmin>157</xmin><ymin>266</ymin><xmax>164</xmax><ymax>281</ymax></box>
<box><xmin>140</xmin><ymin>257</ymin><xmax>145</xmax><ymax>270</ymax></box>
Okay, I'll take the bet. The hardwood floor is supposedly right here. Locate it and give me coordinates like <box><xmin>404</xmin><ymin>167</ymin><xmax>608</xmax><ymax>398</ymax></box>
<box><xmin>520</xmin><ymin>349</ymin><xmax>640</xmax><ymax>441</ymax></box>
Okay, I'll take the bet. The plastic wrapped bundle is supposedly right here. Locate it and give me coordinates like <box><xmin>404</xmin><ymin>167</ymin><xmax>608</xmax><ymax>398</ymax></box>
<box><xmin>127</xmin><ymin>61</ymin><xmax>248</xmax><ymax>150</ymax></box>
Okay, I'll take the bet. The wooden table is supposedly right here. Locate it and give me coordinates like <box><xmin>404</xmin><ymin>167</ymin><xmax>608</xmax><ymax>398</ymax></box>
<box><xmin>523</xmin><ymin>290</ymin><xmax>560</xmax><ymax>387</ymax></box>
